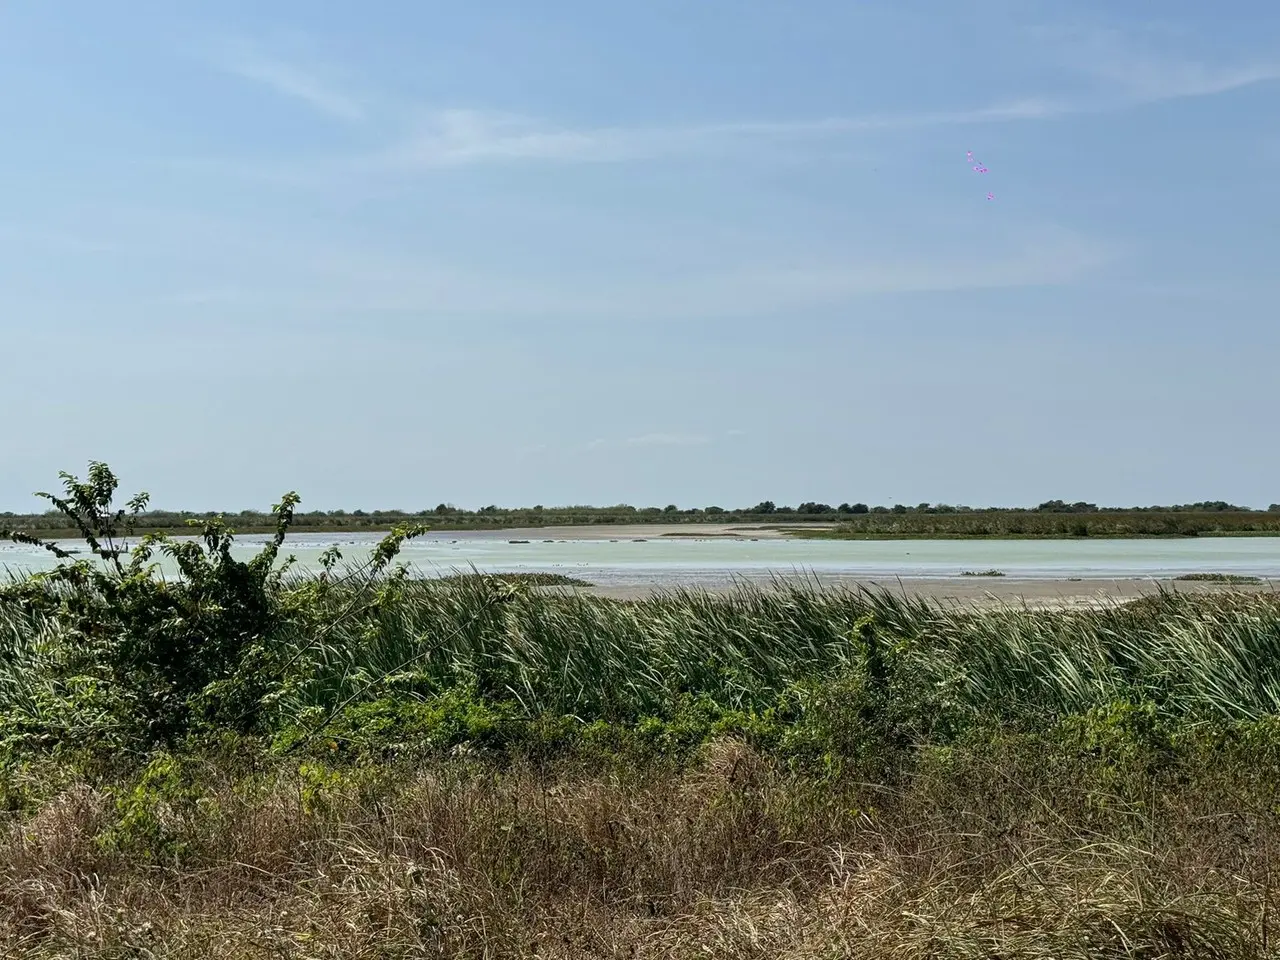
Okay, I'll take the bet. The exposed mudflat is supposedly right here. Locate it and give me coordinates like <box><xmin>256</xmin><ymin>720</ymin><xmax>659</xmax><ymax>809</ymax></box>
<box><xmin>538</xmin><ymin>576</ymin><xmax>1277</xmax><ymax>609</ymax></box>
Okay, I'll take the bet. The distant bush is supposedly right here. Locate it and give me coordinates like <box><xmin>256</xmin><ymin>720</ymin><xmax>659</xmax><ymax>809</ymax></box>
<box><xmin>1036</xmin><ymin>500</ymin><xmax>1098</xmax><ymax>513</ymax></box>
<box><xmin>1174</xmin><ymin>573</ymin><xmax>1263</xmax><ymax>584</ymax></box>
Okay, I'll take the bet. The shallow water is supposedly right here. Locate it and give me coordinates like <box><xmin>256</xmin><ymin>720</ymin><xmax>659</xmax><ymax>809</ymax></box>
<box><xmin>3</xmin><ymin>531</ymin><xmax>1280</xmax><ymax>589</ymax></box>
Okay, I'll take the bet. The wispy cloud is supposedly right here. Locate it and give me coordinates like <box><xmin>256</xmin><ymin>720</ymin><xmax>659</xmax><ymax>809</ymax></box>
<box><xmin>217</xmin><ymin>47</ymin><xmax>365</xmax><ymax>122</ymax></box>
<box><xmin>1102</xmin><ymin>60</ymin><xmax>1280</xmax><ymax>103</ymax></box>
<box><xmin>365</xmin><ymin>27</ymin><xmax>1279</xmax><ymax>170</ymax></box>
<box><xmin>625</xmin><ymin>433</ymin><xmax>711</xmax><ymax>447</ymax></box>
<box><xmin>190</xmin><ymin>24</ymin><xmax>1280</xmax><ymax>176</ymax></box>
<box><xmin>694</xmin><ymin>235</ymin><xmax>1120</xmax><ymax>305</ymax></box>
<box><xmin>376</xmin><ymin>100</ymin><xmax>1063</xmax><ymax>169</ymax></box>
<box><xmin>586</xmin><ymin>433</ymin><xmax>712</xmax><ymax>451</ymax></box>
<box><xmin>371</xmin><ymin>57</ymin><xmax>1274</xmax><ymax>171</ymax></box>
<box><xmin>40</xmin><ymin>201</ymin><xmax>1118</xmax><ymax>318</ymax></box>
<box><xmin>1034</xmin><ymin>22</ymin><xmax>1280</xmax><ymax>108</ymax></box>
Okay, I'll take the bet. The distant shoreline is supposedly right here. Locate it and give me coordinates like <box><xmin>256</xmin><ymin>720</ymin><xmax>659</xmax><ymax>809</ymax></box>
<box><xmin>11</xmin><ymin>520</ymin><xmax>1280</xmax><ymax>542</ymax></box>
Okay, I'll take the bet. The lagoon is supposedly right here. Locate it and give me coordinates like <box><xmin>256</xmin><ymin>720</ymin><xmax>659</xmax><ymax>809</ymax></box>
<box><xmin>4</xmin><ymin>530</ymin><xmax>1280</xmax><ymax>589</ymax></box>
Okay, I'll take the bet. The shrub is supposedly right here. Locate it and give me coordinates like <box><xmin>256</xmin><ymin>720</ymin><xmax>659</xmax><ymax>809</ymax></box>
<box><xmin>0</xmin><ymin>463</ymin><xmax>426</xmax><ymax>754</ymax></box>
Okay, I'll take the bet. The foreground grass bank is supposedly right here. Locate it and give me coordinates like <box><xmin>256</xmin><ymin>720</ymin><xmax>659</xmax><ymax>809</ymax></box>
<box><xmin>4</xmin><ymin>465</ymin><xmax>1280</xmax><ymax>956</ymax></box>
<box><xmin>6</xmin><ymin>735</ymin><xmax>1278</xmax><ymax>958</ymax></box>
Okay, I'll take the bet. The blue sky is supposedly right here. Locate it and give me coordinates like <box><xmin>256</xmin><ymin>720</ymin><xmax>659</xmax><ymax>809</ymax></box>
<box><xmin>2</xmin><ymin>1</ymin><xmax>1279</xmax><ymax>511</ymax></box>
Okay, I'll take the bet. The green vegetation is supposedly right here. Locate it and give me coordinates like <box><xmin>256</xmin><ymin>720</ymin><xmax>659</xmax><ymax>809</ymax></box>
<box><xmin>4</xmin><ymin>465</ymin><xmax>1280</xmax><ymax>955</ymax></box>
<box><xmin>5</xmin><ymin>492</ymin><xmax>1280</xmax><ymax>540</ymax></box>
<box><xmin>961</xmin><ymin>568</ymin><xmax>1006</xmax><ymax>577</ymax></box>
<box><xmin>430</xmin><ymin>572</ymin><xmax>593</xmax><ymax>588</ymax></box>
<box><xmin>1175</xmin><ymin>572</ymin><xmax>1265</xmax><ymax>584</ymax></box>
<box><xmin>793</xmin><ymin>508</ymin><xmax>1280</xmax><ymax>539</ymax></box>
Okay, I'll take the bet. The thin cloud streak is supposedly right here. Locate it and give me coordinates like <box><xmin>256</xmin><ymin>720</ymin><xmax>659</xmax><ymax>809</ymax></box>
<box><xmin>585</xmin><ymin>434</ymin><xmax>712</xmax><ymax>451</ymax></box>
<box><xmin>1036</xmin><ymin>22</ymin><xmax>1280</xmax><ymax>106</ymax></box>
<box><xmin>625</xmin><ymin>433</ymin><xmax>711</xmax><ymax>447</ymax></box>
<box><xmin>218</xmin><ymin>50</ymin><xmax>365</xmax><ymax>122</ymax></box>
<box><xmin>25</xmin><ymin>205</ymin><xmax>1118</xmax><ymax>318</ymax></box>
<box><xmin>134</xmin><ymin>232</ymin><xmax>1118</xmax><ymax>318</ymax></box>
<box><xmin>1096</xmin><ymin>60</ymin><xmax>1280</xmax><ymax>103</ymax></box>
<box><xmin>377</xmin><ymin>100</ymin><xmax>1066</xmax><ymax>169</ymax></box>
<box><xmin>375</xmin><ymin>56</ymin><xmax>1274</xmax><ymax>170</ymax></box>
<box><xmin>194</xmin><ymin>31</ymin><xmax>1279</xmax><ymax>173</ymax></box>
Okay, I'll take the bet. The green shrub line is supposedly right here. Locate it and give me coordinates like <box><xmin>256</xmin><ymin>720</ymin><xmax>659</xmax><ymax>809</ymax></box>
<box><xmin>429</xmin><ymin>571</ymin><xmax>592</xmax><ymax>587</ymax></box>
<box><xmin>1174</xmin><ymin>572</ymin><xmax>1264</xmax><ymax>584</ymax></box>
<box><xmin>6</xmin><ymin>492</ymin><xmax>1280</xmax><ymax>541</ymax></box>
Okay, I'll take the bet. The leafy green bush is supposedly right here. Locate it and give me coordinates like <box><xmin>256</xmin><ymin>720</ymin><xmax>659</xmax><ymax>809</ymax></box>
<box><xmin>98</xmin><ymin>752</ymin><xmax>205</xmax><ymax>862</ymax></box>
<box><xmin>0</xmin><ymin>462</ymin><xmax>427</xmax><ymax>756</ymax></box>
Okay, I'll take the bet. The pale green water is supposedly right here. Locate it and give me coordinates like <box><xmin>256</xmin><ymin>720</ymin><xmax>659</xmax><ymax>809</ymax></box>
<box><xmin>3</xmin><ymin>531</ymin><xmax>1279</xmax><ymax>588</ymax></box>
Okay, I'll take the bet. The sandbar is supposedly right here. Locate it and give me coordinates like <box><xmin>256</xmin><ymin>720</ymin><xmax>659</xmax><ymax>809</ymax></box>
<box><xmin>542</xmin><ymin>576</ymin><xmax>1277</xmax><ymax>609</ymax></box>
<box><xmin>429</xmin><ymin>523</ymin><xmax>802</xmax><ymax>541</ymax></box>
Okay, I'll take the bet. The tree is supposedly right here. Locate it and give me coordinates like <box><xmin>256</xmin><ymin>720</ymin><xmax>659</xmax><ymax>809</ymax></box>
<box><xmin>1037</xmin><ymin>500</ymin><xmax>1097</xmax><ymax>513</ymax></box>
<box><xmin>752</xmin><ymin>501</ymin><xmax>776</xmax><ymax>515</ymax></box>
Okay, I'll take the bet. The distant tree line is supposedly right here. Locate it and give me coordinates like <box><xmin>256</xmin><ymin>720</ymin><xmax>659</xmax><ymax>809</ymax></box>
<box><xmin>2</xmin><ymin>496</ymin><xmax>1278</xmax><ymax>537</ymax></box>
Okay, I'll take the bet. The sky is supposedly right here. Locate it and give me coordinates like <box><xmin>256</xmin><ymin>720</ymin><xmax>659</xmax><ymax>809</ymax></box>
<box><xmin>2</xmin><ymin>1</ymin><xmax>1279</xmax><ymax>512</ymax></box>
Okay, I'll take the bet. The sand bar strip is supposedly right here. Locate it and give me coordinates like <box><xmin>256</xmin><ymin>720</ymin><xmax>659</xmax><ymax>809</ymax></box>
<box><xmin>538</xmin><ymin>576</ymin><xmax>1277</xmax><ymax>609</ymax></box>
<box><xmin>427</xmin><ymin>523</ymin><xmax>799</xmax><ymax>540</ymax></box>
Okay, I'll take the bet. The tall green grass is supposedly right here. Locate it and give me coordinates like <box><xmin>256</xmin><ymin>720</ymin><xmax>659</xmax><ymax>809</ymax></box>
<box><xmin>4</xmin><ymin>574</ymin><xmax>1280</xmax><ymax>753</ymax></box>
<box><xmin>367</xmin><ymin>584</ymin><xmax>1279</xmax><ymax>722</ymax></box>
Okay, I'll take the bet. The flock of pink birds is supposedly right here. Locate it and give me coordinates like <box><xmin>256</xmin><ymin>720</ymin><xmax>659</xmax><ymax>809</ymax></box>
<box><xmin>967</xmin><ymin>150</ymin><xmax>994</xmax><ymax>200</ymax></box>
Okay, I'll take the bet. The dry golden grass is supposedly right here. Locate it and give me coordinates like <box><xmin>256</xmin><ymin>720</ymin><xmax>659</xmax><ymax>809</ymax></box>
<box><xmin>2</xmin><ymin>739</ymin><xmax>1274</xmax><ymax>959</ymax></box>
